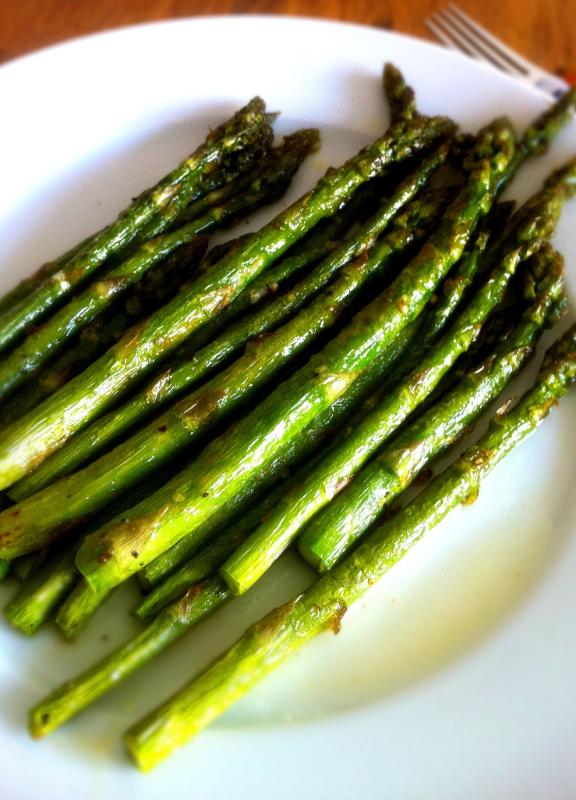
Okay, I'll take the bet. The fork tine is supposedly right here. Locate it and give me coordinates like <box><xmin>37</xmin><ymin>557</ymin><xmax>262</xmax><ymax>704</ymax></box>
<box><xmin>447</xmin><ymin>4</ymin><xmax>533</xmax><ymax>75</ymax></box>
<box><xmin>431</xmin><ymin>12</ymin><xmax>519</xmax><ymax>73</ymax></box>
<box><xmin>424</xmin><ymin>17</ymin><xmax>472</xmax><ymax>55</ymax></box>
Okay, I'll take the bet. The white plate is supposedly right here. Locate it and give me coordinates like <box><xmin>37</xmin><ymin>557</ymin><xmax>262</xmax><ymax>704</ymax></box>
<box><xmin>0</xmin><ymin>16</ymin><xmax>575</xmax><ymax>800</ymax></box>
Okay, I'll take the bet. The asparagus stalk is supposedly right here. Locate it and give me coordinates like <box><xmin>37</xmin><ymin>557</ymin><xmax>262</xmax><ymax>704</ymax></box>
<box><xmin>119</xmin><ymin>324</ymin><xmax>576</xmax><ymax>770</ymax></box>
<box><xmin>134</xmin><ymin>440</ymin><xmax>340</xmax><ymax>617</ymax></box>
<box><xmin>0</xmin><ymin>98</ymin><xmax>274</xmax><ymax>353</ymax></box>
<box><xmin>48</xmin><ymin>326</ymin><xmax>420</xmax><ymax>636</ymax></box>
<box><xmin>28</xmin><ymin>324</ymin><xmax>576</xmax><ymax>748</ymax></box>
<box><xmin>139</xmin><ymin>326</ymin><xmax>420</xmax><ymax>587</ymax></box>
<box><xmin>383</xmin><ymin>63</ymin><xmax>417</xmax><ymax>124</ymax></box>
<box><xmin>492</xmin><ymin>88</ymin><xmax>576</xmax><ymax>198</ymax></box>
<box><xmin>8</xmin><ymin>213</ymin><xmax>350</xmax><ymax>495</ymax></box>
<box><xmin>0</xmin><ymin>239</ymin><xmax>209</xmax><ymax>429</ymax></box>
<box><xmin>0</xmin><ymin>115</ymin><xmax>454</xmax><ymax>492</ymax></box>
<box><xmin>54</xmin><ymin>581</ymin><xmax>111</xmax><ymax>639</ymax></box>
<box><xmin>136</xmin><ymin>223</ymin><xmax>512</xmax><ymax>597</ymax></box>
<box><xmin>17</xmin><ymin>322</ymin><xmax>419</xmax><ymax>637</ymax></box>
<box><xmin>71</xmin><ymin>120</ymin><xmax>514</xmax><ymax>594</ymax></box>
<box><xmin>4</xmin><ymin>549</ymin><xmax>78</xmax><ymax>634</ymax></box>
<box><xmin>135</xmin><ymin>537</ymin><xmax>247</xmax><ymax>624</ymax></box>
<box><xmin>0</xmin><ymin>108</ymin><xmax>276</xmax><ymax>322</ymax></box>
<box><xmin>0</xmin><ymin>188</ymin><xmax>450</xmax><ymax>560</ymax></box>
<box><xmin>12</xmin><ymin>145</ymin><xmax>451</xmax><ymax>500</ymax></box>
<box><xmin>28</xmin><ymin>577</ymin><xmax>230</xmax><ymax>738</ymax></box>
<box><xmin>298</xmin><ymin>248</ymin><xmax>565</xmax><ymax>571</ymax></box>
<box><xmin>517</xmin><ymin>88</ymin><xmax>576</xmax><ymax>161</ymax></box>
<box><xmin>0</xmin><ymin>131</ymin><xmax>318</xmax><ymax>403</ymax></box>
<box><xmin>3</xmin><ymin>470</ymin><xmax>175</xmax><ymax>634</ymax></box>
<box><xmin>219</xmin><ymin>166</ymin><xmax>571</xmax><ymax>595</ymax></box>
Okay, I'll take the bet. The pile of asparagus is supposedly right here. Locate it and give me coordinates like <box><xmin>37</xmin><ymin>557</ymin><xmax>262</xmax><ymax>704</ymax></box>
<box><xmin>0</xmin><ymin>64</ymin><xmax>575</xmax><ymax>771</ymax></box>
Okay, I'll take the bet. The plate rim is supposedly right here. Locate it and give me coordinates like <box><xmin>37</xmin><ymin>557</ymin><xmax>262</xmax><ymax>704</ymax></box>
<box><xmin>0</xmin><ymin>15</ymin><xmax>574</xmax><ymax>799</ymax></box>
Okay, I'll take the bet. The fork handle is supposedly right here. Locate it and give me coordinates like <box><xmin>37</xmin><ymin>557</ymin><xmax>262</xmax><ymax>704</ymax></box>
<box><xmin>538</xmin><ymin>73</ymin><xmax>573</xmax><ymax>97</ymax></box>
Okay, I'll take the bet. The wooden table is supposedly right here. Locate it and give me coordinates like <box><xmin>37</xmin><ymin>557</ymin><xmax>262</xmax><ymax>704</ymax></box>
<box><xmin>0</xmin><ymin>0</ymin><xmax>573</xmax><ymax>76</ymax></box>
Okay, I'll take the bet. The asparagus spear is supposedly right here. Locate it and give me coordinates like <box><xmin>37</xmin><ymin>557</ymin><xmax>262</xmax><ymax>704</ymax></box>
<box><xmin>0</xmin><ymin>188</ymin><xmax>450</xmax><ymax>560</ymax></box>
<box><xmin>120</xmin><ymin>324</ymin><xmax>576</xmax><ymax>770</ymax></box>
<box><xmin>54</xmin><ymin>581</ymin><xmax>110</xmax><ymax>639</ymax></box>
<box><xmin>517</xmin><ymin>88</ymin><xmax>576</xmax><ymax>161</ymax></box>
<box><xmin>0</xmin><ymin>98</ymin><xmax>274</xmax><ymax>353</ymax></box>
<box><xmin>138</xmin><ymin>223</ymin><xmax>502</xmax><ymax>593</ymax></box>
<box><xmin>383</xmin><ymin>63</ymin><xmax>417</xmax><ymax>124</ymax></box>
<box><xmin>219</xmin><ymin>165</ymin><xmax>571</xmax><ymax>594</ymax></box>
<box><xmin>8</xmin><ymin>213</ymin><xmax>352</xmax><ymax>495</ymax></box>
<box><xmin>71</xmin><ymin>120</ymin><xmax>514</xmax><ymax>594</ymax></box>
<box><xmin>0</xmin><ymin>131</ymin><xmax>318</xmax><ymax>403</ymax></box>
<box><xmin>28</xmin><ymin>324</ymin><xmax>576</xmax><ymax>747</ymax></box>
<box><xmin>138</xmin><ymin>327</ymin><xmax>420</xmax><ymax>587</ymax></box>
<box><xmin>22</xmin><ymin>330</ymin><xmax>419</xmax><ymax>638</ymax></box>
<box><xmin>298</xmin><ymin>248</ymin><xmax>565</xmax><ymax>571</ymax></box>
<box><xmin>4</xmin><ymin>549</ymin><xmax>77</xmax><ymax>634</ymax></box>
<box><xmin>0</xmin><ymin>108</ymin><xmax>276</xmax><ymax>322</ymax></box>
<box><xmin>3</xmin><ymin>471</ymin><xmax>176</xmax><ymax>634</ymax></box>
<box><xmin>0</xmin><ymin>115</ymin><xmax>455</xmax><ymax>492</ymax></box>
<box><xmin>29</xmin><ymin>577</ymin><xmax>230</xmax><ymax>738</ymax></box>
<box><xmin>135</xmin><ymin>533</ymin><xmax>249</xmax><ymax>624</ymax></box>
<box><xmin>12</xmin><ymin>145</ymin><xmax>451</xmax><ymax>501</ymax></box>
<box><xmin>0</xmin><ymin>239</ymin><xmax>209</xmax><ymax>429</ymax></box>
<box><xmin>134</xmin><ymin>440</ymin><xmax>340</xmax><ymax>617</ymax></box>
<box><xmin>492</xmin><ymin>87</ymin><xmax>576</xmax><ymax>197</ymax></box>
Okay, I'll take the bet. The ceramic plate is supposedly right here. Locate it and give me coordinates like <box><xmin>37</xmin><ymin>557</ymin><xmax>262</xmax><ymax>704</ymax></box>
<box><xmin>0</xmin><ymin>16</ymin><xmax>575</xmax><ymax>800</ymax></box>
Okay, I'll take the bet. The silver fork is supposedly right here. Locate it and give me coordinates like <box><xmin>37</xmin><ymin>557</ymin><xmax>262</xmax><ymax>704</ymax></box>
<box><xmin>425</xmin><ymin>4</ymin><xmax>569</xmax><ymax>97</ymax></box>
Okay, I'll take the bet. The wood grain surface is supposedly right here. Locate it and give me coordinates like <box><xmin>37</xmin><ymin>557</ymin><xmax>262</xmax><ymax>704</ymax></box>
<box><xmin>0</xmin><ymin>0</ymin><xmax>573</xmax><ymax>76</ymax></box>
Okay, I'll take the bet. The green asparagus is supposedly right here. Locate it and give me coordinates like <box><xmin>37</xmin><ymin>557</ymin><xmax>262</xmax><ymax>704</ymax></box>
<box><xmin>0</xmin><ymin>239</ymin><xmax>209</xmax><ymax>429</ymax></box>
<box><xmin>54</xmin><ymin>581</ymin><xmax>111</xmax><ymax>639</ymax></box>
<box><xmin>0</xmin><ymin>98</ymin><xmax>274</xmax><ymax>354</ymax></box>
<box><xmin>29</xmin><ymin>577</ymin><xmax>230</xmax><ymax>737</ymax></box>
<box><xmin>383</xmin><ymin>63</ymin><xmax>417</xmax><ymax>124</ymax></box>
<box><xmin>298</xmin><ymin>248</ymin><xmax>565</xmax><ymax>571</ymax></box>
<box><xmin>49</xmin><ymin>327</ymin><xmax>419</xmax><ymax>636</ymax></box>
<box><xmin>0</xmin><ymin>114</ymin><xmax>455</xmax><ymax>491</ymax></box>
<box><xmin>138</xmin><ymin>328</ymin><xmax>420</xmax><ymax>587</ymax></box>
<box><xmin>71</xmin><ymin>120</ymin><xmax>514</xmax><ymax>594</ymax></box>
<box><xmin>0</xmin><ymin>188</ymin><xmax>450</xmax><ymax>560</ymax></box>
<box><xmin>28</xmin><ymin>323</ymin><xmax>576</xmax><ymax>749</ymax></box>
<box><xmin>12</xmin><ymin>145</ymin><xmax>451</xmax><ymax>500</ymax></box>
<box><xmin>220</xmin><ymin>166</ymin><xmax>571</xmax><ymax>594</ymax></box>
<box><xmin>119</xmin><ymin>324</ymin><xmax>576</xmax><ymax>771</ymax></box>
<box><xmin>0</xmin><ymin>131</ymin><xmax>318</xmax><ymax>402</ymax></box>
<box><xmin>5</xmin><ymin>549</ymin><xmax>77</xmax><ymax>634</ymax></box>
